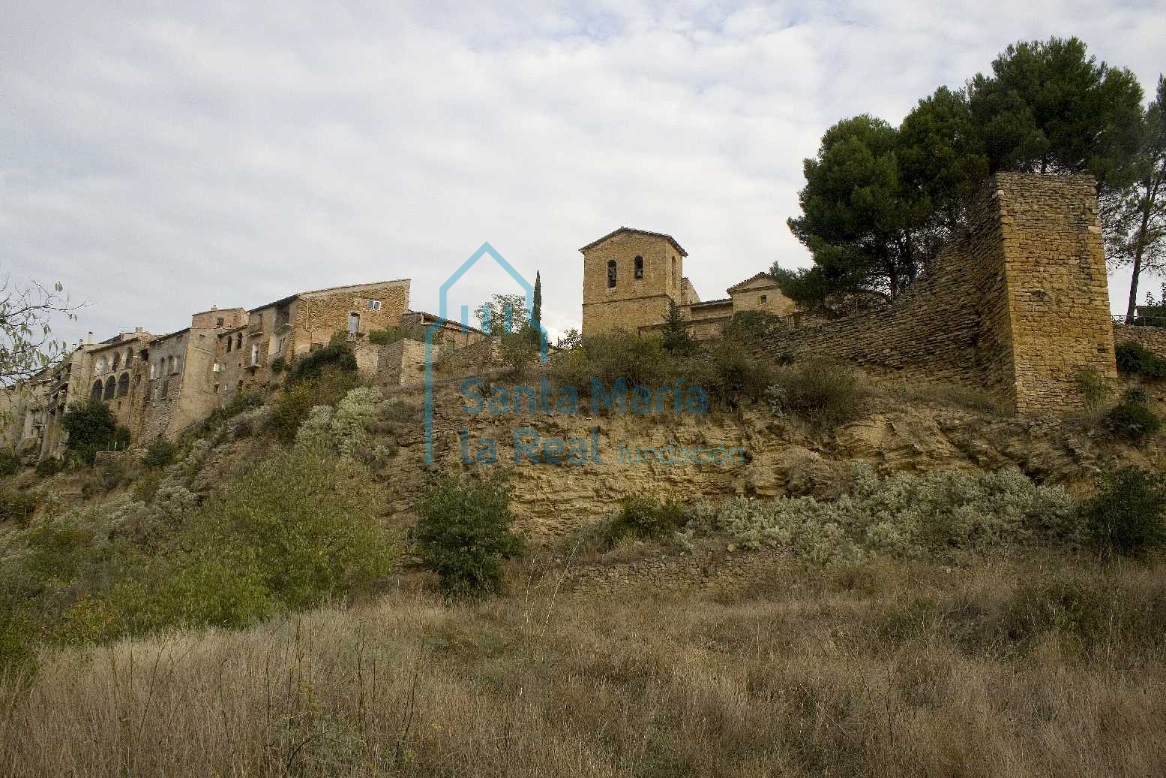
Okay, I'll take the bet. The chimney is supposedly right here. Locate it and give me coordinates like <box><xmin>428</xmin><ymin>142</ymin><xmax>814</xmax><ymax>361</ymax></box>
<box><xmin>211</xmin><ymin>304</ymin><xmax>217</xmax><ymax>311</ymax></box>
<box><xmin>86</xmin><ymin>331</ymin><xmax>93</xmax><ymax>345</ymax></box>
<box><xmin>135</xmin><ymin>326</ymin><xmax>143</xmax><ymax>334</ymax></box>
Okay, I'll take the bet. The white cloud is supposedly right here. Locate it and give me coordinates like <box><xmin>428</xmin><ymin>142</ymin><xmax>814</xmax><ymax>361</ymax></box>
<box><xmin>1</xmin><ymin>0</ymin><xmax>1163</xmax><ymax>344</ymax></box>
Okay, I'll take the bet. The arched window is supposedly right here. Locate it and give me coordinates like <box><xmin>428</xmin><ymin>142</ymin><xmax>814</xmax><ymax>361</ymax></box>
<box><xmin>607</xmin><ymin>260</ymin><xmax>617</xmax><ymax>288</ymax></box>
<box><xmin>672</xmin><ymin>256</ymin><xmax>677</xmax><ymax>285</ymax></box>
<box><xmin>111</xmin><ymin>352</ymin><xmax>120</xmax><ymax>371</ymax></box>
<box><xmin>226</xmin><ymin>336</ymin><xmax>233</xmax><ymax>353</ymax></box>
<box><xmin>103</xmin><ymin>376</ymin><xmax>116</xmax><ymax>401</ymax></box>
<box><xmin>236</xmin><ymin>333</ymin><xmax>243</xmax><ymax>350</ymax></box>
<box><xmin>117</xmin><ymin>372</ymin><xmax>130</xmax><ymax>397</ymax></box>
<box><xmin>634</xmin><ymin>255</ymin><xmax>644</xmax><ymax>280</ymax></box>
<box><xmin>91</xmin><ymin>380</ymin><xmax>103</xmax><ymax>401</ymax></box>
<box><xmin>168</xmin><ymin>356</ymin><xmax>175</xmax><ymax>374</ymax></box>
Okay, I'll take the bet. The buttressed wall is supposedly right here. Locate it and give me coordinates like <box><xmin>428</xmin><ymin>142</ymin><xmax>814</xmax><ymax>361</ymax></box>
<box><xmin>758</xmin><ymin>172</ymin><xmax>1116</xmax><ymax>414</ymax></box>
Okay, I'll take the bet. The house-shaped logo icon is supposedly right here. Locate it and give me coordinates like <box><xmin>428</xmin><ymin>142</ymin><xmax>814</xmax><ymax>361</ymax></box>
<box><xmin>424</xmin><ymin>242</ymin><xmax>549</xmax><ymax>463</ymax></box>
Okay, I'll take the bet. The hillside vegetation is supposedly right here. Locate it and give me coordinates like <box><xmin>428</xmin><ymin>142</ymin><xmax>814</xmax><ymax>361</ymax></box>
<box><xmin>2</xmin><ymin>332</ymin><xmax>1166</xmax><ymax>776</ymax></box>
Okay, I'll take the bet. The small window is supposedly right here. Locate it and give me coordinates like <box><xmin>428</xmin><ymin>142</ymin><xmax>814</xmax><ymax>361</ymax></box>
<box><xmin>226</xmin><ymin>337</ymin><xmax>232</xmax><ymax>353</ymax></box>
<box><xmin>634</xmin><ymin>256</ymin><xmax>644</xmax><ymax>280</ymax></box>
<box><xmin>760</xmin><ymin>294</ymin><xmax>768</xmax><ymax>303</ymax></box>
<box><xmin>368</xmin><ymin>299</ymin><xmax>382</xmax><ymax>311</ymax></box>
<box><xmin>236</xmin><ymin>333</ymin><xmax>243</xmax><ymax>349</ymax></box>
<box><xmin>607</xmin><ymin>260</ymin><xmax>617</xmax><ymax>289</ymax></box>
<box><xmin>672</xmin><ymin>256</ymin><xmax>677</xmax><ymax>285</ymax></box>
<box><xmin>216</xmin><ymin>317</ymin><xmax>224</xmax><ymax>326</ymax></box>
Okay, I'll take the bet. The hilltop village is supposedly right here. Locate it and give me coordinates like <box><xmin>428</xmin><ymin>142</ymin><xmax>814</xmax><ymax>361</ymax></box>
<box><xmin>3</xmin><ymin>230</ymin><xmax>795</xmax><ymax>461</ymax></box>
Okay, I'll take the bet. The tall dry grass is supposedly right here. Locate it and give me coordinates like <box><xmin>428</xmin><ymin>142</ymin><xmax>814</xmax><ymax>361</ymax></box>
<box><xmin>1</xmin><ymin>555</ymin><xmax>1164</xmax><ymax>777</ymax></box>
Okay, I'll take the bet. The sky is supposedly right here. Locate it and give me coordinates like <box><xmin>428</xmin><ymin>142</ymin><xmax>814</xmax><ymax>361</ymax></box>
<box><xmin>3</xmin><ymin>1</ymin><xmax>1164</xmax><ymax>345</ymax></box>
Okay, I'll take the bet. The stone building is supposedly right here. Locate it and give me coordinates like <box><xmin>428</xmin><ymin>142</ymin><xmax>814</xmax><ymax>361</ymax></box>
<box><xmin>6</xmin><ymin>280</ymin><xmax>419</xmax><ymax>458</ymax></box>
<box><xmin>579</xmin><ymin>227</ymin><xmax>796</xmax><ymax>337</ymax></box>
<box><xmin>213</xmin><ymin>280</ymin><xmax>410</xmax><ymax>404</ymax></box>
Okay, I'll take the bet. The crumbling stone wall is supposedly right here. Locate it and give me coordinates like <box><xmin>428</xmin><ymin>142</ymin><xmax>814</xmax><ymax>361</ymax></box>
<box><xmin>757</xmin><ymin>173</ymin><xmax>1116</xmax><ymax>414</ymax></box>
<box><xmin>1112</xmin><ymin>323</ymin><xmax>1166</xmax><ymax>355</ymax></box>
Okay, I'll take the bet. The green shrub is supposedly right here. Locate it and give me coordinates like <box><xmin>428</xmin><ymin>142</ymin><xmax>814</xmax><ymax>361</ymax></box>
<box><xmin>1114</xmin><ymin>341</ymin><xmax>1166</xmax><ymax>378</ymax></box>
<box><xmin>661</xmin><ymin>300</ymin><xmax>696</xmax><ymax>356</ymax></box>
<box><xmin>1103</xmin><ymin>389</ymin><xmax>1161</xmax><ymax>441</ymax></box>
<box><xmin>289</xmin><ymin>341</ymin><xmax>357</xmax><ymax>383</ymax></box>
<box><xmin>0</xmin><ymin>450</ymin><xmax>21</xmax><ymax>477</ymax></box>
<box><xmin>0</xmin><ymin>491</ymin><xmax>38</xmax><ymax>525</ymax></box>
<box><xmin>1074</xmin><ymin>367</ymin><xmax>1110</xmax><ymax>413</ymax></box>
<box><xmin>269</xmin><ymin>356</ymin><xmax>288</xmax><ymax>374</ymax></box>
<box><xmin>368</xmin><ymin>324</ymin><xmax>433</xmax><ymax>346</ymax></box>
<box><xmin>724</xmin><ymin>310</ymin><xmax>785</xmax><ymax>343</ymax></box>
<box><xmin>97</xmin><ymin>458</ymin><xmax>129</xmax><ymax>492</ymax></box>
<box><xmin>142</xmin><ymin>438</ymin><xmax>177</xmax><ymax>469</ymax></box>
<box><xmin>1077</xmin><ymin>467</ymin><xmax>1166</xmax><ymax>557</ymax></box>
<box><xmin>701</xmin><ymin>338</ymin><xmax>773</xmax><ymax>409</ymax></box>
<box><xmin>414</xmin><ymin>474</ymin><xmax>524</xmax><ymax>598</ymax></box>
<box><xmin>61</xmin><ymin>401</ymin><xmax>130</xmax><ymax>464</ymax></box>
<box><xmin>681</xmin><ymin>465</ymin><xmax>1077</xmax><ymax>563</ymax></box>
<box><xmin>499</xmin><ymin>331</ymin><xmax>538</xmax><ymax>378</ymax></box>
<box><xmin>767</xmin><ymin>360</ymin><xmax>864</xmax><ymax>431</ymax></box>
<box><xmin>34</xmin><ymin>457</ymin><xmax>64</xmax><ymax>478</ymax></box>
<box><xmin>607</xmin><ymin>496</ymin><xmax>687</xmax><ymax>546</ymax></box>
<box><xmin>268</xmin><ymin>368</ymin><xmax>360</xmax><ymax>443</ymax></box>
<box><xmin>0</xmin><ymin>595</ymin><xmax>38</xmax><ymax>676</ymax></box>
<box><xmin>552</xmin><ymin>332</ymin><xmax>675</xmax><ymax>395</ymax></box>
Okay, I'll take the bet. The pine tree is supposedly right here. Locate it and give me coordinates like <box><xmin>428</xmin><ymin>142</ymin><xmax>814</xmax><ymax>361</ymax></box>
<box><xmin>661</xmin><ymin>299</ymin><xmax>695</xmax><ymax>355</ymax></box>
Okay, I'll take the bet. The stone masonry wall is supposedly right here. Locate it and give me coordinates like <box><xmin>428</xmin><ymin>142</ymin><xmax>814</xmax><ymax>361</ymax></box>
<box><xmin>996</xmin><ymin>172</ymin><xmax>1116</xmax><ymax>413</ymax></box>
<box><xmin>582</xmin><ymin>231</ymin><xmax>683</xmax><ymax>335</ymax></box>
<box><xmin>757</xmin><ymin>173</ymin><xmax>1115</xmax><ymax>414</ymax></box>
<box><xmin>1113</xmin><ymin>323</ymin><xmax>1166</xmax><ymax>355</ymax></box>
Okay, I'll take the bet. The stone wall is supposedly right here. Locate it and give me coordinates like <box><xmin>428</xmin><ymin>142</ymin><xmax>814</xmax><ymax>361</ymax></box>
<box><xmin>292</xmin><ymin>281</ymin><xmax>410</xmax><ymax>354</ymax></box>
<box><xmin>1112</xmin><ymin>323</ymin><xmax>1166</xmax><ymax>355</ymax></box>
<box><xmin>581</xmin><ymin>230</ymin><xmax>684</xmax><ymax>335</ymax></box>
<box><xmin>997</xmin><ymin>173</ymin><xmax>1116</xmax><ymax>412</ymax></box>
<box><xmin>756</xmin><ymin>173</ymin><xmax>1116</xmax><ymax>415</ymax></box>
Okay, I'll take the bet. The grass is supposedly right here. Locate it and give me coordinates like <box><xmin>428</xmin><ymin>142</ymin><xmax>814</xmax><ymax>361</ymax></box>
<box><xmin>1</xmin><ymin>554</ymin><xmax>1164</xmax><ymax>777</ymax></box>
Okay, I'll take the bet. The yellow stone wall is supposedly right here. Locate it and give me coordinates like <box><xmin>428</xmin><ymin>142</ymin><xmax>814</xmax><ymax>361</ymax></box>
<box><xmin>582</xmin><ymin>231</ymin><xmax>684</xmax><ymax>335</ymax></box>
<box><xmin>754</xmin><ymin>173</ymin><xmax>1117</xmax><ymax>414</ymax></box>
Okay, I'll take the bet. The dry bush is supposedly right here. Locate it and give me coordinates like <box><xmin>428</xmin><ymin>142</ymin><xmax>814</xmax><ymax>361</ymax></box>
<box><xmin>2</xmin><ymin>556</ymin><xmax>1165</xmax><ymax>777</ymax></box>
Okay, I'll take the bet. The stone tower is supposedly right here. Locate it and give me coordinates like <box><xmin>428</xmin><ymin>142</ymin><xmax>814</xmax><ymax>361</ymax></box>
<box><xmin>580</xmin><ymin>227</ymin><xmax>687</xmax><ymax>336</ymax></box>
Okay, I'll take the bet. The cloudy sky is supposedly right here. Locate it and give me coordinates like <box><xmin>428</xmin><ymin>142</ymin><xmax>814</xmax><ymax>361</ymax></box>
<box><xmin>3</xmin><ymin>1</ymin><xmax>1164</xmax><ymax>344</ymax></box>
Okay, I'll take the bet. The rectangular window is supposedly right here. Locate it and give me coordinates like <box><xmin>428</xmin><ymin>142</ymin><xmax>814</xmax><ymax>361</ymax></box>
<box><xmin>634</xmin><ymin>256</ymin><xmax>644</xmax><ymax>280</ymax></box>
<box><xmin>368</xmin><ymin>299</ymin><xmax>382</xmax><ymax>311</ymax></box>
<box><xmin>607</xmin><ymin>260</ymin><xmax>617</xmax><ymax>288</ymax></box>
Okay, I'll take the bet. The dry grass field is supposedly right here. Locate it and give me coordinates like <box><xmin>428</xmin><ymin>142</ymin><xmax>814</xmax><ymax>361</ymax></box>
<box><xmin>2</xmin><ymin>552</ymin><xmax>1164</xmax><ymax>777</ymax></box>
